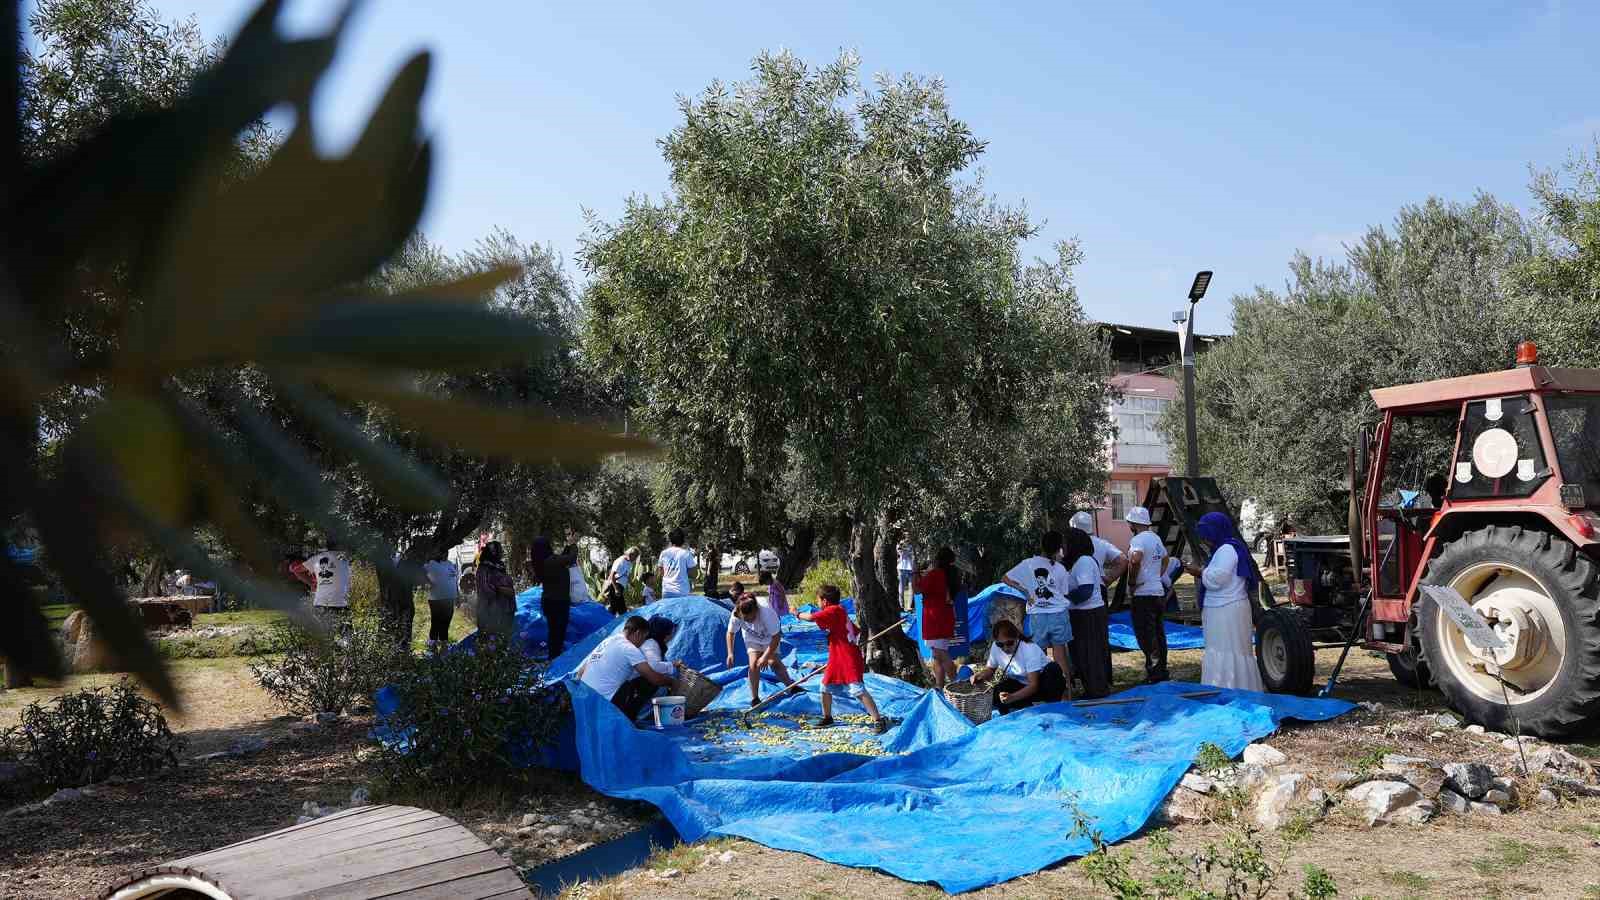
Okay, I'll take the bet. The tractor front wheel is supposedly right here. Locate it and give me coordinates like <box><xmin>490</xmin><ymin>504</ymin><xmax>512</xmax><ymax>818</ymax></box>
<box><xmin>1419</xmin><ymin>525</ymin><xmax>1600</xmax><ymax>738</ymax></box>
<box><xmin>1256</xmin><ymin>606</ymin><xmax>1316</xmax><ymax>695</ymax></box>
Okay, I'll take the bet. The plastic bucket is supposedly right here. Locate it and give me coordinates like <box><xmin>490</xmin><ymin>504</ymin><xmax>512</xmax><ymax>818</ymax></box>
<box><xmin>651</xmin><ymin>695</ymin><xmax>687</xmax><ymax>730</ymax></box>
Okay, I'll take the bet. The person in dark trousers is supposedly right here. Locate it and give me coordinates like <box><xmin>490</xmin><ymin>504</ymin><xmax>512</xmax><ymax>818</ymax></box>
<box><xmin>474</xmin><ymin>541</ymin><xmax>516</xmax><ymax>639</ymax></box>
<box><xmin>972</xmin><ymin>619</ymin><xmax>1065</xmax><ymax>714</ymax></box>
<box><xmin>1062</xmin><ymin>527</ymin><xmax>1112</xmax><ymax>699</ymax></box>
<box><xmin>576</xmin><ymin>616</ymin><xmax>676</xmax><ymax>723</ymax></box>
<box><xmin>421</xmin><ymin>548</ymin><xmax>460</xmax><ymax>650</ymax></box>
<box><xmin>532</xmin><ymin>536</ymin><xmax>577</xmax><ymax>658</ymax></box>
<box><xmin>1123</xmin><ymin>506</ymin><xmax>1170</xmax><ymax>683</ymax></box>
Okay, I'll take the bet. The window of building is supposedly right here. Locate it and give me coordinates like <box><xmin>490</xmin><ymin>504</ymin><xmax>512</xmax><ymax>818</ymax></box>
<box><xmin>1112</xmin><ymin>394</ymin><xmax>1172</xmax><ymax>466</ymax></box>
<box><xmin>1109</xmin><ymin>480</ymin><xmax>1139</xmax><ymax>520</ymax></box>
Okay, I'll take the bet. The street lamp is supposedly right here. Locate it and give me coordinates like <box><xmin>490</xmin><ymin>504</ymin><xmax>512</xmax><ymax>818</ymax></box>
<box><xmin>1180</xmin><ymin>271</ymin><xmax>1212</xmax><ymax>476</ymax></box>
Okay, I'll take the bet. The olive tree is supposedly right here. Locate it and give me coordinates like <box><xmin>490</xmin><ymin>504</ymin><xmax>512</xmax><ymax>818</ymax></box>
<box><xmin>1164</xmin><ymin>195</ymin><xmax>1536</xmax><ymax>531</ymax></box>
<box><xmin>582</xmin><ymin>52</ymin><xmax>1109</xmax><ymax>679</ymax></box>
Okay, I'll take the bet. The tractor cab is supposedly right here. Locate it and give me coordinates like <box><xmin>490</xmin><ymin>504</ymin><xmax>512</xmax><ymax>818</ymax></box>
<box><xmin>1353</xmin><ymin>342</ymin><xmax>1600</xmax><ymax>736</ymax></box>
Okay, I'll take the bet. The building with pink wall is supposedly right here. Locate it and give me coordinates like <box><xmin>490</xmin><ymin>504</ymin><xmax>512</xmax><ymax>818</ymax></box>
<box><xmin>1088</xmin><ymin>324</ymin><xmax>1222</xmax><ymax>548</ymax></box>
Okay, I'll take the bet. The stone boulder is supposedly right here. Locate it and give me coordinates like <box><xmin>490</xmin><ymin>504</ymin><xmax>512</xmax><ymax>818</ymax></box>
<box><xmin>1442</xmin><ymin>762</ymin><xmax>1495</xmax><ymax>800</ymax></box>
<box><xmin>1519</xmin><ymin>746</ymin><xmax>1594</xmax><ymax>780</ymax></box>
<box><xmin>1154</xmin><ymin>787</ymin><xmax>1210</xmax><ymax>825</ymax></box>
<box><xmin>1254</xmin><ymin>774</ymin><xmax>1324</xmax><ymax>831</ymax></box>
<box><xmin>1242</xmin><ymin>743</ymin><xmax>1288</xmax><ymax>767</ymax></box>
<box><xmin>1380</xmin><ymin>754</ymin><xmax>1446</xmax><ymax>798</ymax></box>
<box><xmin>1346</xmin><ymin>780</ymin><xmax>1422</xmax><ymax>826</ymax></box>
<box><xmin>65</xmin><ymin>613</ymin><xmax>116</xmax><ymax>673</ymax></box>
<box><xmin>1438</xmin><ymin>788</ymin><xmax>1471</xmax><ymax>816</ymax></box>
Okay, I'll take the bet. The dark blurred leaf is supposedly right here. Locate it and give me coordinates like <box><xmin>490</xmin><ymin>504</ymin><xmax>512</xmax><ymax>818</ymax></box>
<box><xmin>314</xmin><ymin>369</ymin><xmax>655</xmax><ymax>462</ymax></box>
<box><xmin>257</xmin><ymin>302</ymin><xmax>551</xmax><ymax>369</ymax></box>
<box><xmin>194</xmin><ymin>463</ymin><xmax>281</xmax><ymax>578</ymax></box>
<box><xmin>76</xmin><ymin>391</ymin><xmax>189</xmax><ymax>528</ymax></box>
<box><xmin>32</xmin><ymin>479</ymin><xmax>177</xmax><ymax>707</ymax></box>
<box><xmin>276</xmin><ymin>377</ymin><xmax>449</xmax><ymax>512</ymax></box>
<box><xmin>0</xmin><ymin>559</ymin><xmax>64</xmax><ymax>682</ymax></box>
<box><xmin>0</xmin><ymin>0</ymin><xmax>17</xmax><ymax>209</ymax></box>
<box><xmin>392</xmin><ymin>264</ymin><xmax>522</xmax><ymax>303</ymax></box>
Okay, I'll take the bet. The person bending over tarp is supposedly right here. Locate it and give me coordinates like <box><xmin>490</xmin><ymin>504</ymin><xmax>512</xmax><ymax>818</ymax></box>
<box><xmin>577</xmin><ymin>615</ymin><xmax>677</xmax><ymax>723</ymax></box>
<box><xmin>726</xmin><ymin>592</ymin><xmax>797</xmax><ymax>707</ymax></box>
<box><xmin>971</xmin><ymin>619</ymin><xmax>1065</xmax><ymax>714</ymax></box>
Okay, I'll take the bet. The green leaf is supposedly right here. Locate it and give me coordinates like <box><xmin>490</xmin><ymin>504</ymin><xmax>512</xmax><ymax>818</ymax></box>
<box><xmin>0</xmin><ymin>560</ymin><xmax>64</xmax><ymax>683</ymax></box>
<box><xmin>313</xmin><ymin>369</ymin><xmax>654</xmax><ymax>462</ymax></box>
<box><xmin>275</xmin><ymin>377</ymin><xmax>450</xmax><ymax>512</ymax></box>
<box><xmin>256</xmin><ymin>302</ymin><xmax>552</xmax><ymax>370</ymax></box>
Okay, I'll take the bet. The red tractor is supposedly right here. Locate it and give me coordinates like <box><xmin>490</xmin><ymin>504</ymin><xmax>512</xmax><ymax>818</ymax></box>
<box><xmin>1261</xmin><ymin>342</ymin><xmax>1600</xmax><ymax>737</ymax></box>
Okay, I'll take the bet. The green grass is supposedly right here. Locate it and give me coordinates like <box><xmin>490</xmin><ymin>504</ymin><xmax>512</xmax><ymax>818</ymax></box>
<box><xmin>1470</xmin><ymin>839</ymin><xmax>1572</xmax><ymax>877</ymax></box>
<box><xmin>1350</xmin><ymin>745</ymin><xmax>1392</xmax><ymax>773</ymax></box>
<box><xmin>195</xmin><ymin>609</ymin><xmax>286</xmax><ymax>627</ymax></box>
<box><xmin>41</xmin><ymin>602</ymin><xmax>75</xmax><ymax>629</ymax></box>
<box><xmin>1381</xmin><ymin>869</ymin><xmax>1432</xmax><ymax>894</ymax></box>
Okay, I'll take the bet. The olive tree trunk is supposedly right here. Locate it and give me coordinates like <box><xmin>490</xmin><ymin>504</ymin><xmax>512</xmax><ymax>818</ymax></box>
<box><xmin>849</xmin><ymin>511</ymin><xmax>925</xmax><ymax>684</ymax></box>
<box><xmin>776</xmin><ymin>523</ymin><xmax>815</xmax><ymax>588</ymax></box>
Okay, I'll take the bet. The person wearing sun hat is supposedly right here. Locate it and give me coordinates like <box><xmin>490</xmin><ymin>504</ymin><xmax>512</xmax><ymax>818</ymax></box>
<box><xmin>1124</xmin><ymin>505</ymin><xmax>1170</xmax><ymax>683</ymax></box>
<box><xmin>1068</xmin><ymin>510</ymin><xmax>1127</xmax><ymax>585</ymax></box>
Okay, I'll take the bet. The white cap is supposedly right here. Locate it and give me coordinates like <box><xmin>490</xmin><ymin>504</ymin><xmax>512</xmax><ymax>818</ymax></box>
<box><xmin>1126</xmin><ymin>506</ymin><xmax>1152</xmax><ymax>526</ymax></box>
<box><xmin>1069</xmin><ymin>511</ymin><xmax>1094</xmax><ymax>531</ymax></box>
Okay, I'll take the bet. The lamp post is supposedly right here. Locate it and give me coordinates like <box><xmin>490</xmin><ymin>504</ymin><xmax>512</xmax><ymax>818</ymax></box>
<box><xmin>1178</xmin><ymin>271</ymin><xmax>1212</xmax><ymax>475</ymax></box>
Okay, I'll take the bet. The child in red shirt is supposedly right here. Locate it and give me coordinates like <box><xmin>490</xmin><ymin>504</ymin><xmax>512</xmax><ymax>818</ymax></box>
<box><xmin>797</xmin><ymin>583</ymin><xmax>888</xmax><ymax>734</ymax></box>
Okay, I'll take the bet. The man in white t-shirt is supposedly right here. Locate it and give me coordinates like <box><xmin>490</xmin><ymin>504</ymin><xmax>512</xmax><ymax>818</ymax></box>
<box><xmin>657</xmin><ymin>529</ymin><xmax>698</xmax><ymax>598</ymax></box>
<box><xmin>1124</xmin><ymin>506</ymin><xmax>1171</xmax><ymax>683</ymax></box>
<box><xmin>1069</xmin><ymin>511</ymin><xmax>1127</xmax><ymax>585</ymax></box>
<box><xmin>726</xmin><ymin>594</ymin><xmax>795</xmax><ymax>707</ymax></box>
<box><xmin>896</xmin><ymin>538</ymin><xmax>915</xmax><ymax>610</ymax></box>
<box><xmin>304</xmin><ymin>547</ymin><xmax>352</xmax><ymax>633</ymax></box>
<box><xmin>1001</xmin><ymin>530</ymin><xmax>1074</xmax><ymax>682</ymax></box>
<box><xmin>577</xmin><ymin>616</ymin><xmax>675</xmax><ymax>722</ymax></box>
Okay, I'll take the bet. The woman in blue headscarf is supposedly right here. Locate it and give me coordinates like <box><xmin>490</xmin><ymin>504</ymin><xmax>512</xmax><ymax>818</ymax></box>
<box><xmin>1183</xmin><ymin>512</ymin><xmax>1265</xmax><ymax>692</ymax></box>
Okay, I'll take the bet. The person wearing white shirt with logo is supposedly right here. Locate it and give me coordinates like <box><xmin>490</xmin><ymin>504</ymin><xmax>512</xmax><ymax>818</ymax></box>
<box><xmin>972</xmin><ymin>619</ymin><xmax>1065</xmax><ymax>714</ymax></box>
<box><xmin>1000</xmin><ymin>530</ymin><xmax>1074</xmax><ymax>687</ymax></box>
<box><xmin>1124</xmin><ymin>506</ymin><xmax>1171</xmax><ymax>683</ymax></box>
<box><xmin>577</xmin><ymin>616</ymin><xmax>676</xmax><ymax>722</ymax></box>
<box><xmin>603</xmin><ymin>547</ymin><xmax>639</xmax><ymax>615</ymax></box>
<box><xmin>1062</xmin><ymin>527</ymin><xmax>1112</xmax><ymax>699</ymax></box>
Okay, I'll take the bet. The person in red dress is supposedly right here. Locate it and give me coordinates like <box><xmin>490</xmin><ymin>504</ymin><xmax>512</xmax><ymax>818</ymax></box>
<box><xmin>796</xmin><ymin>583</ymin><xmax>888</xmax><ymax>734</ymax></box>
<box><xmin>914</xmin><ymin>546</ymin><xmax>959</xmax><ymax>689</ymax></box>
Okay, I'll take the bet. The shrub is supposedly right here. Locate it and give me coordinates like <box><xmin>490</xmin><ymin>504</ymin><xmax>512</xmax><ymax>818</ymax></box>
<box><xmin>799</xmin><ymin>557</ymin><xmax>852</xmax><ymax>605</ymax></box>
<box><xmin>0</xmin><ymin>680</ymin><xmax>184</xmax><ymax>798</ymax></box>
<box><xmin>250</xmin><ymin>609</ymin><xmax>408</xmax><ymax>716</ymax></box>
<box><xmin>367</xmin><ymin>634</ymin><xmax>571</xmax><ymax>801</ymax></box>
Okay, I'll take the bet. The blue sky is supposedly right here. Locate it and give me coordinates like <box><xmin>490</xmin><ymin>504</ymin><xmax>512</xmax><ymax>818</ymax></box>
<box><xmin>62</xmin><ymin>0</ymin><xmax>1600</xmax><ymax>330</ymax></box>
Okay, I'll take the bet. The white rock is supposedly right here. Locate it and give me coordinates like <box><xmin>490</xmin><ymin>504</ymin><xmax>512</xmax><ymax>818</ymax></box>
<box><xmin>1469</xmin><ymin>801</ymin><xmax>1502</xmax><ymax>817</ymax></box>
<box><xmin>1432</xmin><ymin>713</ymin><xmax>1460</xmax><ymax>728</ymax></box>
<box><xmin>45</xmin><ymin>788</ymin><xmax>83</xmax><ymax>805</ymax></box>
<box><xmin>1243</xmin><ymin>744</ymin><xmax>1288</xmax><ymax>767</ymax></box>
<box><xmin>1180</xmin><ymin>773</ymin><xmax>1215</xmax><ymax>794</ymax></box>
<box><xmin>492</xmin><ymin>837</ymin><xmax>511</xmax><ymax>851</ymax></box>
<box><xmin>656</xmin><ymin>868</ymin><xmax>681</xmax><ymax>879</ymax></box>
<box><xmin>1358</xmin><ymin>701</ymin><xmax>1384</xmax><ymax>713</ymax></box>
<box><xmin>1217</xmin><ymin>763</ymin><xmax>1271</xmax><ymax>792</ymax></box>
<box><xmin>1536</xmin><ymin>788</ymin><xmax>1559</xmax><ymax>808</ymax></box>
<box><xmin>301</xmin><ymin>801</ymin><xmax>320</xmax><ymax>817</ymax></box>
<box><xmin>716</xmin><ymin>850</ymin><xmax>738</xmax><ymax>864</ymax></box>
<box><xmin>1465</xmin><ymin>724</ymin><xmax>1486</xmax><ymax>735</ymax></box>
<box><xmin>1501</xmin><ymin>736</ymin><xmax>1539</xmax><ymax>751</ymax></box>
<box><xmin>1483</xmin><ymin>789</ymin><xmax>1511</xmax><ymax>805</ymax></box>
<box><xmin>516</xmin><ymin>827</ymin><xmax>537</xmax><ymax>838</ymax></box>
<box><xmin>1438</xmin><ymin>788</ymin><xmax>1471</xmax><ymax>816</ymax></box>
<box><xmin>1255</xmin><ymin>774</ymin><xmax>1309</xmax><ymax>830</ymax></box>
<box><xmin>1546</xmin><ymin>775</ymin><xmax>1600</xmax><ymax>799</ymax></box>
<box><xmin>1442</xmin><ymin>762</ymin><xmax>1495</xmax><ymax>800</ymax></box>
<box><xmin>1429</xmin><ymin>731</ymin><xmax>1446</xmax><ymax>740</ymax></box>
<box><xmin>520</xmin><ymin>814</ymin><xmax>540</xmax><ymax>827</ymax></box>
<box><xmin>349</xmin><ymin>787</ymin><xmax>370</xmax><ymax>807</ymax></box>
<box><xmin>1484</xmin><ymin>731</ymin><xmax>1509</xmax><ymax>741</ymax></box>
<box><xmin>1381</xmin><ymin>756</ymin><xmax>1447</xmax><ymax>798</ymax></box>
<box><xmin>541</xmin><ymin>825</ymin><xmax>570</xmax><ymax>839</ymax></box>
<box><xmin>1327</xmin><ymin>771</ymin><xmax>1364</xmax><ymax>790</ymax></box>
<box><xmin>1346</xmin><ymin>780</ymin><xmax>1422</xmax><ymax>826</ymax></box>
<box><xmin>1520</xmin><ymin>746</ymin><xmax>1594</xmax><ymax>779</ymax></box>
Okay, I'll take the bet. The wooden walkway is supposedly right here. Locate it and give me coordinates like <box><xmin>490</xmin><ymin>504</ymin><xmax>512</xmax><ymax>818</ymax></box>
<box><xmin>99</xmin><ymin>804</ymin><xmax>532</xmax><ymax>899</ymax></box>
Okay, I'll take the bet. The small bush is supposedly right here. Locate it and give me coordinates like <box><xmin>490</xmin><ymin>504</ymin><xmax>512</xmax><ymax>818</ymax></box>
<box><xmin>799</xmin><ymin>557</ymin><xmax>852</xmax><ymax>604</ymax></box>
<box><xmin>367</xmin><ymin>634</ymin><xmax>571</xmax><ymax>801</ymax></box>
<box><xmin>1195</xmin><ymin>741</ymin><xmax>1232</xmax><ymax>774</ymax></box>
<box><xmin>250</xmin><ymin>609</ymin><xmax>407</xmax><ymax>715</ymax></box>
<box><xmin>0</xmin><ymin>680</ymin><xmax>184</xmax><ymax>798</ymax></box>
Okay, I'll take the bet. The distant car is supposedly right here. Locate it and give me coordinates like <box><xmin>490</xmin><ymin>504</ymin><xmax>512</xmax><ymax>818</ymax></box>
<box><xmin>448</xmin><ymin>541</ymin><xmax>480</xmax><ymax>596</ymax></box>
<box><xmin>722</xmin><ymin>549</ymin><xmax>781</xmax><ymax>575</ymax></box>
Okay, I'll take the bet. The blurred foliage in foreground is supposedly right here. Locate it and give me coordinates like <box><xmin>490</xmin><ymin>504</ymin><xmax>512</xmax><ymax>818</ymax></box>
<box><xmin>0</xmin><ymin>0</ymin><xmax>645</xmax><ymax>705</ymax></box>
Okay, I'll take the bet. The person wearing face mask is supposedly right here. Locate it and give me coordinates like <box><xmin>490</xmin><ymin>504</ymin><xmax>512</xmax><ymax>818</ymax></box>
<box><xmin>1184</xmin><ymin>512</ymin><xmax>1265</xmax><ymax>692</ymax></box>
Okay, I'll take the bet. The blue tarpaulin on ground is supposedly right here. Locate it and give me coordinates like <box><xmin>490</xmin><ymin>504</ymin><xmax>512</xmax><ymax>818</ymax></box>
<box><xmin>568</xmin><ymin>671</ymin><xmax>1353</xmax><ymax>893</ymax></box>
<box><xmin>963</xmin><ymin>582</ymin><xmax>1206</xmax><ymax>651</ymax></box>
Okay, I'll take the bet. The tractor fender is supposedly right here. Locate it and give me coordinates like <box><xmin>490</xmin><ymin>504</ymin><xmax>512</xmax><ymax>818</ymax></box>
<box><xmin>1424</xmin><ymin>506</ymin><xmax>1599</xmax><ymax>552</ymax></box>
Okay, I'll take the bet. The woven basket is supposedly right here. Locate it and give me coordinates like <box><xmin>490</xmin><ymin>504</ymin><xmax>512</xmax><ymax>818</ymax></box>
<box><xmin>671</xmin><ymin>667</ymin><xmax>723</xmax><ymax>719</ymax></box>
<box><xmin>943</xmin><ymin>679</ymin><xmax>993</xmax><ymax>725</ymax></box>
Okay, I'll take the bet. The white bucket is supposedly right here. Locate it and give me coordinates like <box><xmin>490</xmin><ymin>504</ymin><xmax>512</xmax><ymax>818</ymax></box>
<box><xmin>652</xmin><ymin>695</ymin><xmax>688</xmax><ymax>730</ymax></box>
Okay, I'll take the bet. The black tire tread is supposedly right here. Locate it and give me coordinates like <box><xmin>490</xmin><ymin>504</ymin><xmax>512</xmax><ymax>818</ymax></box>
<box><xmin>1256</xmin><ymin>607</ymin><xmax>1316</xmax><ymax>695</ymax></box>
<box><xmin>1420</xmin><ymin>525</ymin><xmax>1600</xmax><ymax>737</ymax></box>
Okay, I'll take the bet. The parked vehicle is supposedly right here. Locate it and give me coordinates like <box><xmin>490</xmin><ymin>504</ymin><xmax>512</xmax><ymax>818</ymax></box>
<box><xmin>721</xmin><ymin>549</ymin><xmax>781</xmax><ymax>575</ymax></box>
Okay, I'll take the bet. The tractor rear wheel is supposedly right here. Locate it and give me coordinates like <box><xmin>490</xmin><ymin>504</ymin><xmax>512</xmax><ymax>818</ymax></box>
<box><xmin>1256</xmin><ymin>606</ymin><xmax>1316</xmax><ymax>695</ymax></box>
<box><xmin>1419</xmin><ymin>525</ymin><xmax>1600</xmax><ymax>738</ymax></box>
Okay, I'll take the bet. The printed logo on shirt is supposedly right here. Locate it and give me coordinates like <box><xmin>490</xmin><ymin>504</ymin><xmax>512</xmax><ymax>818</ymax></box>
<box><xmin>315</xmin><ymin>555</ymin><xmax>335</xmax><ymax>586</ymax></box>
<box><xmin>1030</xmin><ymin>567</ymin><xmax>1057</xmax><ymax>604</ymax></box>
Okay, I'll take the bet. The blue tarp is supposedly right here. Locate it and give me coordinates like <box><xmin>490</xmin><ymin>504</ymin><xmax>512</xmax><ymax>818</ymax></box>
<box><xmin>569</xmin><ymin>675</ymin><xmax>1352</xmax><ymax>893</ymax></box>
<box><xmin>964</xmin><ymin>582</ymin><xmax>1206</xmax><ymax>652</ymax></box>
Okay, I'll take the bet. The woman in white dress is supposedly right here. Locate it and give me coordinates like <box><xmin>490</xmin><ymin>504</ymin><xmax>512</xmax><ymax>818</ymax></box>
<box><xmin>1184</xmin><ymin>512</ymin><xmax>1265</xmax><ymax>692</ymax></box>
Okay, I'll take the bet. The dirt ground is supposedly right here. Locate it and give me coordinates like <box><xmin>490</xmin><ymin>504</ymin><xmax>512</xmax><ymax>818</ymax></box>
<box><xmin>5</xmin><ymin>636</ymin><xmax>1600</xmax><ymax>899</ymax></box>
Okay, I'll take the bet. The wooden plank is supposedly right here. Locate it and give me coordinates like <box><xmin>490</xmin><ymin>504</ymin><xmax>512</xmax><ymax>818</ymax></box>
<box><xmin>182</xmin><ymin>817</ymin><xmax>460</xmax><ymax>872</ymax></box>
<box><xmin>479</xmin><ymin>891</ymin><xmax>535</xmax><ymax>900</ymax></box>
<box><xmin>197</xmin><ymin>833</ymin><xmax>490</xmax><ymax>893</ymax></box>
<box><xmin>182</xmin><ymin>806</ymin><xmax>405</xmax><ymax>860</ymax></box>
<box><xmin>302</xmin><ymin>850</ymin><xmax>513</xmax><ymax>900</ymax></box>
<box><xmin>358</xmin><ymin>868</ymin><xmax>530</xmax><ymax>900</ymax></box>
<box><xmin>191</xmin><ymin>809</ymin><xmax>447</xmax><ymax>860</ymax></box>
